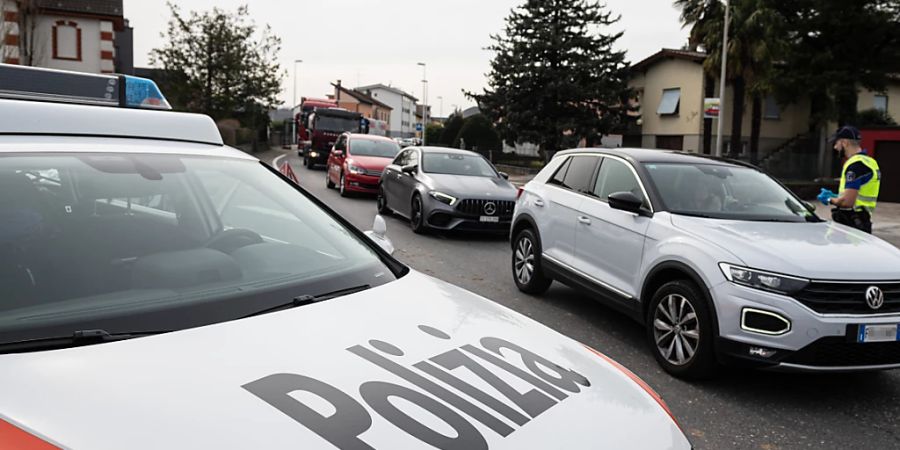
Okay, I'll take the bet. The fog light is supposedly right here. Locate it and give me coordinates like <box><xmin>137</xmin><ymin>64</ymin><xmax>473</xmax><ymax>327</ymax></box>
<box><xmin>748</xmin><ymin>346</ymin><xmax>778</xmax><ymax>358</ymax></box>
<box><xmin>741</xmin><ymin>308</ymin><xmax>791</xmax><ymax>336</ymax></box>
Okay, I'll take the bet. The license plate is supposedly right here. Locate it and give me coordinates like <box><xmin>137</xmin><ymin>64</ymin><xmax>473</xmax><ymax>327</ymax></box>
<box><xmin>858</xmin><ymin>324</ymin><xmax>900</xmax><ymax>343</ymax></box>
<box><xmin>480</xmin><ymin>216</ymin><xmax>500</xmax><ymax>223</ymax></box>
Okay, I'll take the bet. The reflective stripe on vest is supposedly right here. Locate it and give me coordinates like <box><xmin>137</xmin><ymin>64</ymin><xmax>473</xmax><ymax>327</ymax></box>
<box><xmin>839</xmin><ymin>153</ymin><xmax>881</xmax><ymax>213</ymax></box>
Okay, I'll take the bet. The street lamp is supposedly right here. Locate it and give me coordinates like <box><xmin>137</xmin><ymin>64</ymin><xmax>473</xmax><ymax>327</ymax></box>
<box><xmin>715</xmin><ymin>0</ymin><xmax>730</xmax><ymax>157</ymax></box>
<box><xmin>293</xmin><ymin>59</ymin><xmax>303</xmax><ymax>149</ymax></box>
<box><xmin>417</xmin><ymin>62</ymin><xmax>427</xmax><ymax>145</ymax></box>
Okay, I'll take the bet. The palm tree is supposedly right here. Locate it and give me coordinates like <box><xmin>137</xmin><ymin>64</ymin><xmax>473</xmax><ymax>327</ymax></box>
<box><xmin>675</xmin><ymin>0</ymin><xmax>786</xmax><ymax>163</ymax></box>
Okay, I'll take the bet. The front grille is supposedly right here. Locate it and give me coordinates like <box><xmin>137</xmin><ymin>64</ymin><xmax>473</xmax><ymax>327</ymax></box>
<box><xmin>793</xmin><ymin>282</ymin><xmax>900</xmax><ymax>314</ymax></box>
<box><xmin>456</xmin><ymin>199</ymin><xmax>515</xmax><ymax>217</ymax></box>
<box><xmin>361</xmin><ymin>169</ymin><xmax>383</xmax><ymax>177</ymax></box>
<box><xmin>783</xmin><ymin>336</ymin><xmax>900</xmax><ymax>367</ymax></box>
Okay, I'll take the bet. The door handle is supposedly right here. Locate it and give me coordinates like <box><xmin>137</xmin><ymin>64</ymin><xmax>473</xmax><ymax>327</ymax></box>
<box><xmin>534</xmin><ymin>199</ymin><xmax>545</xmax><ymax>207</ymax></box>
<box><xmin>577</xmin><ymin>216</ymin><xmax>592</xmax><ymax>225</ymax></box>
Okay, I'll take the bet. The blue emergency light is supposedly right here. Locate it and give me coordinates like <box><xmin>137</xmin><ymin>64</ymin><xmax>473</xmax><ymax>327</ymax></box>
<box><xmin>0</xmin><ymin>64</ymin><xmax>172</xmax><ymax>110</ymax></box>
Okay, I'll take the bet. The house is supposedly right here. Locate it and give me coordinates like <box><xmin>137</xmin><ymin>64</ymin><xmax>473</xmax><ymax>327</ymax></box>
<box><xmin>628</xmin><ymin>48</ymin><xmax>900</xmax><ymax>180</ymax></box>
<box><xmin>331</xmin><ymin>81</ymin><xmax>392</xmax><ymax>125</ymax></box>
<box><xmin>1</xmin><ymin>0</ymin><xmax>133</xmax><ymax>74</ymax></box>
<box><xmin>355</xmin><ymin>83</ymin><xmax>418</xmax><ymax>138</ymax></box>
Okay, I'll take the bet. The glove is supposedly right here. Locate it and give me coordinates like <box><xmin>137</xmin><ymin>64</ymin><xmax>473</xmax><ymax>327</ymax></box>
<box><xmin>818</xmin><ymin>189</ymin><xmax>837</xmax><ymax>206</ymax></box>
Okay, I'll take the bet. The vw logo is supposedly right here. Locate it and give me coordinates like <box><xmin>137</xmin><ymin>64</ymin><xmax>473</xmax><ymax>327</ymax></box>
<box><xmin>866</xmin><ymin>286</ymin><xmax>885</xmax><ymax>310</ymax></box>
<box><xmin>483</xmin><ymin>202</ymin><xmax>497</xmax><ymax>216</ymax></box>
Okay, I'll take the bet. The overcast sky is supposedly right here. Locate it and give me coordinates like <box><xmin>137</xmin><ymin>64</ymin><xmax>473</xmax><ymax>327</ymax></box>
<box><xmin>125</xmin><ymin>0</ymin><xmax>688</xmax><ymax>116</ymax></box>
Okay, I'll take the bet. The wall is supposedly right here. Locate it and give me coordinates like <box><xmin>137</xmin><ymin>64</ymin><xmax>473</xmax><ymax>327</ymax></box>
<box><xmin>28</xmin><ymin>14</ymin><xmax>113</xmax><ymax>73</ymax></box>
<box><xmin>857</xmin><ymin>83</ymin><xmax>900</xmax><ymax>120</ymax></box>
<box><xmin>630</xmin><ymin>58</ymin><xmax>705</xmax><ymax>152</ymax></box>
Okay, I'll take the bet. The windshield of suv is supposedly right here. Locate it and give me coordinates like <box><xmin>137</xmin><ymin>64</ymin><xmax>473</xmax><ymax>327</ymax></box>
<box><xmin>645</xmin><ymin>163</ymin><xmax>819</xmax><ymax>222</ymax></box>
<box><xmin>351</xmin><ymin>139</ymin><xmax>401</xmax><ymax>158</ymax></box>
<box><xmin>316</xmin><ymin>115</ymin><xmax>359</xmax><ymax>132</ymax></box>
<box><xmin>422</xmin><ymin>153</ymin><xmax>498</xmax><ymax>177</ymax></box>
<box><xmin>0</xmin><ymin>153</ymin><xmax>398</xmax><ymax>347</ymax></box>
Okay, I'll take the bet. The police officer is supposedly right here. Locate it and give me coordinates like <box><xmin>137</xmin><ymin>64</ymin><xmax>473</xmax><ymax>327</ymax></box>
<box><xmin>818</xmin><ymin>126</ymin><xmax>881</xmax><ymax>233</ymax></box>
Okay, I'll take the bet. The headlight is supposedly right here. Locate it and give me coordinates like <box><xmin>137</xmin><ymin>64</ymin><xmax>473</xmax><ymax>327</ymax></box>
<box><xmin>309</xmin><ymin>151</ymin><xmax>319</xmax><ymax>158</ymax></box>
<box><xmin>719</xmin><ymin>263</ymin><xmax>809</xmax><ymax>295</ymax></box>
<box><xmin>347</xmin><ymin>163</ymin><xmax>364</xmax><ymax>175</ymax></box>
<box><xmin>429</xmin><ymin>191</ymin><xmax>458</xmax><ymax>206</ymax></box>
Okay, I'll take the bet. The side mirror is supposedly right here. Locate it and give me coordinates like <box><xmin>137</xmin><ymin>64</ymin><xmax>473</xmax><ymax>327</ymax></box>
<box><xmin>333</xmin><ymin>149</ymin><xmax>344</xmax><ymax>157</ymax></box>
<box><xmin>803</xmin><ymin>201</ymin><xmax>817</xmax><ymax>213</ymax></box>
<box><xmin>608</xmin><ymin>191</ymin><xmax>649</xmax><ymax>217</ymax></box>
<box><xmin>364</xmin><ymin>215</ymin><xmax>395</xmax><ymax>255</ymax></box>
<box><xmin>499</xmin><ymin>172</ymin><xmax>509</xmax><ymax>180</ymax></box>
<box><xmin>401</xmin><ymin>164</ymin><xmax>418</xmax><ymax>174</ymax></box>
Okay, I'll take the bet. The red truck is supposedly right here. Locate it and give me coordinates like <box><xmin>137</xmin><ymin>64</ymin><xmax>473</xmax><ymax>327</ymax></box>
<box><xmin>296</xmin><ymin>99</ymin><xmax>368</xmax><ymax>169</ymax></box>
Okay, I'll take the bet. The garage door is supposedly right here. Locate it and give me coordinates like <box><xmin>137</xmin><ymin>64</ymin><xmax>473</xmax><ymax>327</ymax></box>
<box><xmin>876</xmin><ymin>141</ymin><xmax>900</xmax><ymax>202</ymax></box>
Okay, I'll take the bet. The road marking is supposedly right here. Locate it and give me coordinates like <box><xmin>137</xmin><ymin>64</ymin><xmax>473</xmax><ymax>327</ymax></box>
<box><xmin>272</xmin><ymin>153</ymin><xmax>287</xmax><ymax>168</ymax></box>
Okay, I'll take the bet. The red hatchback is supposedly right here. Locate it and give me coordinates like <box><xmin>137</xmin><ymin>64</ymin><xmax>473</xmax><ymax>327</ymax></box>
<box><xmin>326</xmin><ymin>133</ymin><xmax>402</xmax><ymax>196</ymax></box>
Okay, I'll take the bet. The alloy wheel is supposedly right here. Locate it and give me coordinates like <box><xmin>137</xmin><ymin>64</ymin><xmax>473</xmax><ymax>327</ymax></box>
<box><xmin>652</xmin><ymin>294</ymin><xmax>700</xmax><ymax>366</ymax></box>
<box><xmin>514</xmin><ymin>237</ymin><xmax>535</xmax><ymax>285</ymax></box>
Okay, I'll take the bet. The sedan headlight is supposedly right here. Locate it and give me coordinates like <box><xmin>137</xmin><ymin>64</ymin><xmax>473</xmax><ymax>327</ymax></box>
<box><xmin>719</xmin><ymin>263</ymin><xmax>809</xmax><ymax>295</ymax></box>
<box><xmin>309</xmin><ymin>151</ymin><xmax>319</xmax><ymax>158</ymax></box>
<box><xmin>429</xmin><ymin>191</ymin><xmax>458</xmax><ymax>206</ymax></box>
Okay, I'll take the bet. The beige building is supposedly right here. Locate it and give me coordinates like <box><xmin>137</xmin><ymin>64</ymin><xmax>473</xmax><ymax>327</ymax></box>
<box><xmin>628</xmin><ymin>49</ymin><xmax>900</xmax><ymax>158</ymax></box>
<box><xmin>330</xmin><ymin>82</ymin><xmax>392</xmax><ymax>125</ymax></box>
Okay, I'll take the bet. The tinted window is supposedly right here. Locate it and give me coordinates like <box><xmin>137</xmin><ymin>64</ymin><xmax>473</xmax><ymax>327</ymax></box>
<box><xmin>550</xmin><ymin>157</ymin><xmax>572</xmax><ymax>185</ymax></box>
<box><xmin>593</xmin><ymin>158</ymin><xmax>646</xmax><ymax>206</ymax></box>
<box><xmin>561</xmin><ymin>156</ymin><xmax>599</xmax><ymax>192</ymax></box>
<box><xmin>350</xmin><ymin>139</ymin><xmax>401</xmax><ymax>158</ymax></box>
<box><xmin>421</xmin><ymin>153</ymin><xmax>496</xmax><ymax>177</ymax></box>
<box><xmin>393</xmin><ymin>150</ymin><xmax>410</xmax><ymax>166</ymax></box>
<box><xmin>645</xmin><ymin>163</ymin><xmax>819</xmax><ymax>222</ymax></box>
<box><xmin>316</xmin><ymin>116</ymin><xmax>359</xmax><ymax>132</ymax></box>
<box><xmin>0</xmin><ymin>154</ymin><xmax>397</xmax><ymax>347</ymax></box>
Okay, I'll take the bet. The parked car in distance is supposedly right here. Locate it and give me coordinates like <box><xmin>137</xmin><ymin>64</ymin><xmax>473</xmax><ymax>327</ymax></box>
<box><xmin>326</xmin><ymin>133</ymin><xmax>401</xmax><ymax>197</ymax></box>
<box><xmin>378</xmin><ymin>147</ymin><xmax>518</xmax><ymax>234</ymax></box>
<box><xmin>512</xmin><ymin>148</ymin><xmax>900</xmax><ymax>379</ymax></box>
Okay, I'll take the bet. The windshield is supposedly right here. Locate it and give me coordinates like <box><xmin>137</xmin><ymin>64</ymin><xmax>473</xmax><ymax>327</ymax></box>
<box><xmin>350</xmin><ymin>139</ymin><xmax>401</xmax><ymax>158</ymax></box>
<box><xmin>316</xmin><ymin>115</ymin><xmax>359</xmax><ymax>133</ymax></box>
<box><xmin>645</xmin><ymin>163</ymin><xmax>819</xmax><ymax>222</ymax></box>
<box><xmin>0</xmin><ymin>153</ymin><xmax>397</xmax><ymax>346</ymax></box>
<box><xmin>422</xmin><ymin>153</ymin><xmax>498</xmax><ymax>177</ymax></box>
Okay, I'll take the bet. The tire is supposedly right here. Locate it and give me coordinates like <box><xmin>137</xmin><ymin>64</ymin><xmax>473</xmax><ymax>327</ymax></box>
<box><xmin>646</xmin><ymin>280</ymin><xmax>718</xmax><ymax>380</ymax></box>
<box><xmin>304</xmin><ymin>155</ymin><xmax>313</xmax><ymax>169</ymax></box>
<box><xmin>326</xmin><ymin>167</ymin><xmax>336</xmax><ymax>189</ymax></box>
<box><xmin>376</xmin><ymin>185</ymin><xmax>392</xmax><ymax>216</ymax></box>
<box><xmin>512</xmin><ymin>228</ymin><xmax>552</xmax><ymax>294</ymax></box>
<box><xmin>339</xmin><ymin>173</ymin><xmax>350</xmax><ymax>197</ymax></box>
<box><xmin>410</xmin><ymin>194</ymin><xmax>428</xmax><ymax>234</ymax></box>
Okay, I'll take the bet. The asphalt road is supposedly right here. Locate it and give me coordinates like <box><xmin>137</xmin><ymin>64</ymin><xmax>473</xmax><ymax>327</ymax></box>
<box><xmin>272</xmin><ymin>151</ymin><xmax>900</xmax><ymax>450</ymax></box>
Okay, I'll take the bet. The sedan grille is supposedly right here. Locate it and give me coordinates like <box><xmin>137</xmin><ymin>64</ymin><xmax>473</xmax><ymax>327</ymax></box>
<box><xmin>361</xmin><ymin>168</ymin><xmax>383</xmax><ymax>177</ymax></box>
<box><xmin>456</xmin><ymin>199</ymin><xmax>515</xmax><ymax>217</ymax></box>
<box><xmin>792</xmin><ymin>282</ymin><xmax>900</xmax><ymax>314</ymax></box>
<box><xmin>783</xmin><ymin>337</ymin><xmax>900</xmax><ymax>367</ymax></box>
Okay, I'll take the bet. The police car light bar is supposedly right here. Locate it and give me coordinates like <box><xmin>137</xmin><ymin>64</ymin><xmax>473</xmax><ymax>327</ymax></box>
<box><xmin>0</xmin><ymin>64</ymin><xmax>172</xmax><ymax>110</ymax></box>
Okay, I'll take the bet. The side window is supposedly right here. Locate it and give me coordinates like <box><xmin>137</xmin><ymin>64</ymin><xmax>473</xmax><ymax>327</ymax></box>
<box><xmin>335</xmin><ymin>136</ymin><xmax>347</xmax><ymax>151</ymax></box>
<box><xmin>393</xmin><ymin>150</ymin><xmax>409</xmax><ymax>166</ymax></box>
<box><xmin>408</xmin><ymin>150</ymin><xmax>420</xmax><ymax>167</ymax></box>
<box><xmin>561</xmin><ymin>156</ymin><xmax>599</xmax><ymax>193</ymax></box>
<box><xmin>593</xmin><ymin>158</ymin><xmax>646</xmax><ymax>206</ymax></box>
<box><xmin>549</xmin><ymin>157</ymin><xmax>572</xmax><ymax>186</ymax></box>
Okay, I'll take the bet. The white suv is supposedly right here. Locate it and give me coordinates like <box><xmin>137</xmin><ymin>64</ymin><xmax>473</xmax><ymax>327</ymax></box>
<box><xmin>512</xmin><ymin>148</ymin><xmax>900</xmax><ymax>379</ymax></box>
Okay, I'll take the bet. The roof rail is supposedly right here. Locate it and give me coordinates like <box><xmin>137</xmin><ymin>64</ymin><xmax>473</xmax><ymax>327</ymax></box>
<box><xmin>0</xmin><ymin>64</ymin><xmax>171</xmax><ymax>110</ymax></box>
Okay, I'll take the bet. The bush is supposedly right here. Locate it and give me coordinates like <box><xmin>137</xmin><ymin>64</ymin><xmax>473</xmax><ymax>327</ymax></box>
<box><xmin>453</xmin><ymin>114</ymin><xmax>501</xmax><ymax>152</ymax></box>
<box><xmin>855</xmin><ymin>108</ymin><xmax>897</xmax><ymax>127</ymax></box>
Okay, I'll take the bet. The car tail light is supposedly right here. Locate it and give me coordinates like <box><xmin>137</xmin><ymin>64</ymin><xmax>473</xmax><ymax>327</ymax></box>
<box><xmin>0</xmin><ymin>419</ymin><xmax>59</xmax><ymax>449</ymax></box>
<box><xmin>516</xmin><ymin>187</ymin><xmax>524</xmax><ymax>200</ymax></box>
<box><xmin>584</xmin><ymin>345</ymin><xmax>683</xmax><ymax>432</ymax></box>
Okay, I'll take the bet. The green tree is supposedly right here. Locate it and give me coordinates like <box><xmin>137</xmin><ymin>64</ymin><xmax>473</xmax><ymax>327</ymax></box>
<box><xmin>469</xmin><ymin>0</ymin><xmax>630</xmax><ymax>159</ymax></box>
<box><xmin>440</xmin><ymin>112</ymin><xmax>465</xmax><ymax>147</ymax></box>
<box><xmin>855</xmin><ymin>108</ymin><xmax>897</xmax><ymax>127</ymax></box>
<box><xmin>150</xmin><ymin>3</ymin><xmax>284</xmax><ymax>121</ymax></box>
<box><xmin>453</xmin><ymin>114</ymin><xmax>502</xmax><ymax>153</ymax></box>
<box><xmin>773</xmin><ymin>0</ymin><xmax>900</xmax><ymax>127</ymax></box>
<box><xmin>676</xmin><ymin>0</ymin><xmax>787</xmax><ymax>162</ymax></box>
<box><xmin>425</xmin><ymin>123</ymin><xmax>444</xmax><ymax>146</ymax></box>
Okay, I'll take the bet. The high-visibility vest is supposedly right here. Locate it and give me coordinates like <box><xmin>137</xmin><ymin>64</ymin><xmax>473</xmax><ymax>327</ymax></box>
<box><xmin>839</xmin><ymin>153</ymin><xmax>881</xmax><ymax>213</ymax></box>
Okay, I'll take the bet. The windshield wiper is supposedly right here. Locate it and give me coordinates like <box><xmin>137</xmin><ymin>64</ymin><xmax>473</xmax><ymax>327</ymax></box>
<box><xmin>673</xmin><ymin>212</ymin><xmax>718</xmax><ymax>219</ymax></box>
<box><xmin>241</xmin><ymin>285</ymin><xmax>371</xmax><ymax>319</ymax></box>
<box><xmin>0</xmin><ymin>329</ymin><xmax>171</xmax><ymax>355</ymax></box>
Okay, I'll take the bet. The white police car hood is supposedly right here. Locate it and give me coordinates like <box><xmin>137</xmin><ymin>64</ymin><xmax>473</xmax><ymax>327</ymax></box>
<box><xmin>0</xmin><ymin>271</ymin><xmax>690</xmax><ymax>450</ymax></box>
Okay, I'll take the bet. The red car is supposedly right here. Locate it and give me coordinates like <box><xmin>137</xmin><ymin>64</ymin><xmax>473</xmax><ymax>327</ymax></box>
<box><xmin>326</xmin><ymin>133</ymin><xmax>402</xmax><ymax>196</ymax></box>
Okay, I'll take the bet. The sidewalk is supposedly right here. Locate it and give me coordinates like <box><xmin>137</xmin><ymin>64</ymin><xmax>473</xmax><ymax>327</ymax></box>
<box><xmin>814</xmin><ymin>202</ymin><xmax>900</xmax><ymax>247</ymax></box>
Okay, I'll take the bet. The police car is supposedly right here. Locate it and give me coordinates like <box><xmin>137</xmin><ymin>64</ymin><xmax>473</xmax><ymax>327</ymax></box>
<box><xmin>0</xmin><ymin>65</ymin><xmax>690</xmax><ymax>449</ymax></box>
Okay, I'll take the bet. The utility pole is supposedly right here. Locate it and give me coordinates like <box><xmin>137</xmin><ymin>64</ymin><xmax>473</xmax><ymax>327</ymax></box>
<box><xmin>715</xmin><ymin>0</ymin><xmax>730</xmax><ymax>157</ymax></box>
<box><xmin>293</xmin><ymin>59</ymin><xmax>303</xmax><ymax>149</ymax></box>
<box><xmin>417</xmin><ymin>62</ymin><xmax>427</xmax><ymax>145</ymax></box>
<box><xmin>437</xmin><ymin>96</ymin><xmax>443</xmax><ymax>118</ymax></box>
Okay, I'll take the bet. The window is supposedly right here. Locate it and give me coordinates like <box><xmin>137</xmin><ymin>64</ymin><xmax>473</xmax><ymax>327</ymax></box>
<box><xmin>408</xmin><ymin>150</ymin><xmax>419</xmax><ymax>167</ymax></box>
<box><xmin>393</xmin><ymin>150</ymin><xmax>410</xmax><ymax>166</ymax></box>
<box><xmin>422</xmin><ymin>153</ymin><xmax>497</xmax><ymax>177</ymax></box>
<box><xmin>52</xmin><ymin>21</ymin><xmax>82</xmax><ymax>61</ymax></box>
<box><xmin>560</xmin><ymin>156</ymin><xmax>599</xmax><ymax>193</ymax></box>
<box><xmin>875</xmin><ymin>95</ymin><xmax>889</xmax><ymax>112</ymax></box>
<box><xmin>549</xmin><ymin>157</ymin><xmax>572</xmax><ymax>186</ymax></box>
<box><xmin>658</xmin><ymin>88</ymin><xmax>681</xmax><ymax>115</ymax></box>
<box><xmin>593</xmin><ymin>158</ymin><xmax>646</xmax><ymax>207</ymax></box>
<box><xmin>764</xmin><ymin>94</ymin><xmax>781</xmax><ymax>119</ymax></box>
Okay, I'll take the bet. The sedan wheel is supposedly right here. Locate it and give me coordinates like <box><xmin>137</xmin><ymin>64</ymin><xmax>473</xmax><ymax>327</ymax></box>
<box><xmin>647</xmin><ymin>280</ymin><xmax>717</xmax><ymax>379</ymax></box>
<box><xmin>325</xmin><ymin>168</ymin><xmax>335</xmax><ymax>189</ymax></box>
<box><xmin>339</xmin><ymin>173</ymin><xmax>349</xmax><ymax>197</ymax></box>
<box><xmin>376</xmin><ymin>186</ymin><xmax>391</xmax><ymax>215</ymax></box>
<box><xmin>410</xmin><ymin>194</ymin><xmax>427</xmax><ymax>234</ymax></box>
